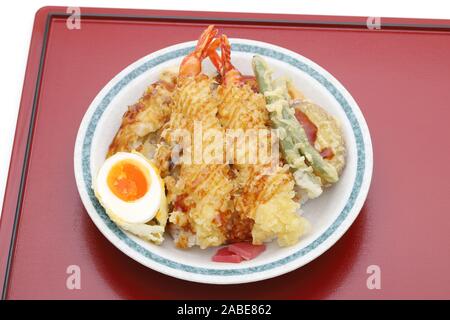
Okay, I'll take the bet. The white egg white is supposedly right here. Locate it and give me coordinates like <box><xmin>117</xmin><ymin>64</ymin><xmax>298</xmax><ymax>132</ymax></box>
<box><xmin>94</xmin><ymin>152</ymin><xmax>163</xmax><ymax>224</ymax></box>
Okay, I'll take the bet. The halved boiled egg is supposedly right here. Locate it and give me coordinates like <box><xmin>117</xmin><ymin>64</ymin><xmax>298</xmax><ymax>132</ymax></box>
<box><xmin>94</xmin><ymin>152</ymin><xmax>164</xmax><ymax>224</ymax></box>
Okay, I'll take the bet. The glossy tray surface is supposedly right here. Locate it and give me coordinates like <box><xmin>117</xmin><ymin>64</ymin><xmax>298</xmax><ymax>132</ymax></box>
<box><xmin>1</xmin><ymin>7</ymin><xmax>450</xmax><ymax>299</ymax></box>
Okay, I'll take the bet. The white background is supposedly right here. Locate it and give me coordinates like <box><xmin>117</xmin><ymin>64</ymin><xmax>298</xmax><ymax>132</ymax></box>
<box><xmin>0</xmin><ymin>0</ymin><xmax>449</xmax><ymax>215</ymax></box>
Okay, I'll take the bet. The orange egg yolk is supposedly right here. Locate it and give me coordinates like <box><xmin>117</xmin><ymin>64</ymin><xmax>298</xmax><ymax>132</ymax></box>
<box><xmin>107</xmin><ymin>160</ymin><xmax>149</xmax><ymax>202</ymax></box>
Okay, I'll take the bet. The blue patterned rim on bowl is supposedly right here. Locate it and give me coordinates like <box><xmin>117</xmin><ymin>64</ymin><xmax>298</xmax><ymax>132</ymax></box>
<box><xmin>80</xmin><ymin>42</ymin><xmax>366</xmax><ymax>277</ymax></box>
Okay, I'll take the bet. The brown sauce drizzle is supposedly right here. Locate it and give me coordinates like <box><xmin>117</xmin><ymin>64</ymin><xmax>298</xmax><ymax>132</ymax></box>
<box><xmin>173</xmin><ymin>194</ymin><xmax>190</xmax><ymax>213</ymax></box>
<box><xmin>218</xmin><ymin>210</ymin><xmax>254</xmax><ymax>243</ymax></box>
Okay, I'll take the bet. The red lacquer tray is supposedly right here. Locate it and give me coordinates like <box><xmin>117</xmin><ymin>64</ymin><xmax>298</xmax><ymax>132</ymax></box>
<box><xmin>1</xmin><ymin>6</ymin><xmax>450</xmax><ymax>299</ymax></box>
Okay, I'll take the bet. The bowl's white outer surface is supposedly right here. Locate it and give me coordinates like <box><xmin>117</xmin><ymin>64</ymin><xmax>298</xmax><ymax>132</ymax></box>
<box><xmin>74</xmin><ymin>39</ymin><xmax>373</xmax><ymax>284</ymax></box>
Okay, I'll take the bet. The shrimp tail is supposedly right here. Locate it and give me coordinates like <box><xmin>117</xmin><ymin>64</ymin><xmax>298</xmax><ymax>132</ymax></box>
<box><xmin>179</xmin><ymin>25</ymin><xmax>218</xmax><ymax>78</ymax></box>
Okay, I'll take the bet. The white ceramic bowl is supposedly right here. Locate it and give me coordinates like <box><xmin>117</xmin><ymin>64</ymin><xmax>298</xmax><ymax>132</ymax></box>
<box><xmin>74</xmin><ymin>39</ymin><xmax>373</xmax><ymax>284</ymax></box>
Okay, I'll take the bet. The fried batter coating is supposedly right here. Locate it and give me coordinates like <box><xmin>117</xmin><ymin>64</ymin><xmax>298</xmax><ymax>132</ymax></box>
<box><xmin>107</xmin><ymin>70</ymin><xmax>177</xmax><ymax>157</ymax></box>
<box><xmin>217</xmin><ymin>84</ymin><xmax>269</xmax><ymax>130</ymax></box>
<box><xmin>294</xmin><ymin>100</ymin><xmax>346</xmax><ymax>177</ymax></box>
<box><xmin>165</xmin><ymin>76</ymin><xmax>235</xmax><ymax>249</ymax></box>
<box><xmin>287</xmin><ymin>81</ymin><xmax>346</xmax><ymax>178</ymax></box>
<box><xmin>234</xmin><ymin>163</ymin><xmax>307</xmax><ymax>246</ymax></box>
<box><xmin>217</xmin><ymin>83</ymin><xmax>307</xmax><ymax>246</ymax></box>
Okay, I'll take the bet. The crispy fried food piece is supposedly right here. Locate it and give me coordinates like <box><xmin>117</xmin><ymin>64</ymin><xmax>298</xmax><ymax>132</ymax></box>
<box><xmin>212</xmin><ymin>36</ymin><xmax>307</xmax><ymax>247</ymax></box>
<box><xmin>216</xmin><ymin>83</ymin><xmax>306</xmax><ymax>246</ymax></box>
<box><xmin>253</xmin><ymin>56</ymin><xmax>338</xmax><ymax>187</ymax></box>
<box><xmin>107</xmin><ymin>70</ymin><xmax>177</xmax><ymax>157</ymax></box>
<box><xmin>166</xmin><ymin>76</ymin><xmax>235</xmax><ymax>249</ymax></box>
<box><xmin>234</xmin><ymin>164</ymin><xmax>307</xmax><ymax>246</ymax></box>
<box><xmin>159</xmin><ymin>26</ymin><xmax>235</xmax><ymax>249</ymax></box>
<box><xmin>170</xmin><ymin>162</ymin><xmax>234</xmax><ymax>248</ymax></box>
<box><xmin>293</xmin><ymin>100</ymin><xmax>346</xmax><ymax>177</ymax></box>
<box><xmin>287</xmin><ymin>79</ymin><xmax>346</xmax><ymax>177</ymax></box>
<box><xmin>217</xmin><ymin>83</ymin><xmax>269</xmax><ymax>130</ymax></box>
<box><xmin>287</xmin><ymin>79</ymin><xmax>346</xmax><ymax>178</ymax></box>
